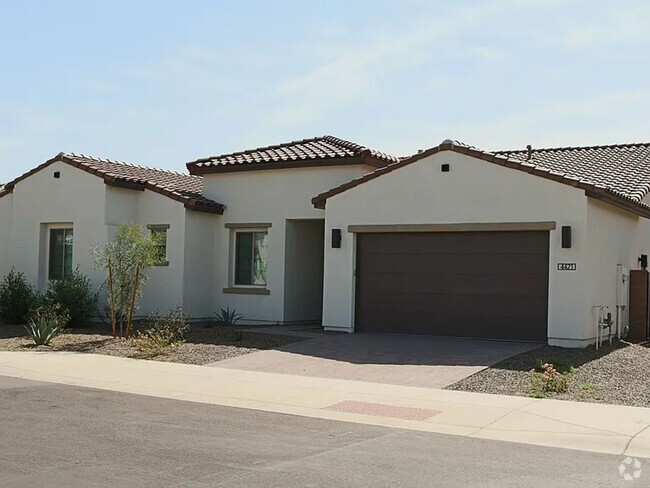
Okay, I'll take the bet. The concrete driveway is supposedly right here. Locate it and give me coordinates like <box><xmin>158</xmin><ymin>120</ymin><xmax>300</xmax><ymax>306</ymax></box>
<box><xmin>210</xmin><ymin>328</ymin><xmax>540</xmax><ymax>389</ymax></box>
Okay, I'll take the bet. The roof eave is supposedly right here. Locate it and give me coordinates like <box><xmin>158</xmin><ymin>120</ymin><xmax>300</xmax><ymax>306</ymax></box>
<box><xmin>187</xmin><ymin>155</ymin><xmax>388</xmax><ymax>176</ymax></box>
<box><xmin>311</xmin><ymin>142</ymin><xmax>650</xmax><ymax>219</ymax></box>
<box><xmin>184</xmin><ymin>199</ymin><xmax>225</xmax><ymax>215</ymax></box>
<box><xmin>3</xmin><ymin>153</ymin><xmax>226</xmax><ymax>214</ymax></box>
<box><xmin>584</xmin><ymin>189</ymin><xmax>650</xmax><ymax>219</ymax></box>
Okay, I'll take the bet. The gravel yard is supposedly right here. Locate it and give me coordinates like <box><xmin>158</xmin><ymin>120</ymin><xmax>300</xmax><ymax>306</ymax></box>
<box><xmin>0</xmin><ymin>323</ymin><xmax>302</xmax><ymax>365</ymax></box>
<box><xmin>447</xmin><ymin>341</ymin><xmax>650</xmax><ymax>407</ymax></box>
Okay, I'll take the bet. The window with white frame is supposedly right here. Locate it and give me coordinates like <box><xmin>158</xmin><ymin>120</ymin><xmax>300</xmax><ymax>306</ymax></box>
<box><xmin>234</xmin><ymin>231</ymin><xmax>268</xmax><ymax>286</ymax></box>
<box><xmin>48</xmin><ymin>228</ymin><xmax>74</xmax><ymax>280</ymax></box>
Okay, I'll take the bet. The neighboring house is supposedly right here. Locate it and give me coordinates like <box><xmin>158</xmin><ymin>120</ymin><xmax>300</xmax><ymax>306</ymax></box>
<box><xmin>2</xmin><ymin>136</ymin><xmax>650</xmax><ymax>347</ymax></box>
<box><xmin>0</xmin><ymin>137</ymin><xmax>397</xmax><ymax>324</ymax></box>
<box><xmin>313</xmin><ymin>140</ymin><xmax>650</xmax><ymax>347</ymax></box>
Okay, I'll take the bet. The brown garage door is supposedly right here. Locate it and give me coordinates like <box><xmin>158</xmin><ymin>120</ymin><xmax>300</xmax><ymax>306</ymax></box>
<box><xmin>355</xmin><ymin>231</ymin><xmax>549</xmax><ymax>341</ymax></box>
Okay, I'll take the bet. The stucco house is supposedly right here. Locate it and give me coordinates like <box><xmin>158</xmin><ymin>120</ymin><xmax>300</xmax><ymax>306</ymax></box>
<box><xmin>1</xmin><ymin>136</ymin><xmax>650</xmax><ymax>348</ymax></box>
<box><xmin>0</xmin><ymin>136</ymin><xmax>397</xmax><ymax>324</ymax></box>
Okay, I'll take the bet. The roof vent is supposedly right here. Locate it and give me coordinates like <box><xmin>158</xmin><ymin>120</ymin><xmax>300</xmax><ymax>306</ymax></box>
<box><xmin>526</xmin><ymin>144</ymin><xmax>533</xmax><ymax>161</ymax></box>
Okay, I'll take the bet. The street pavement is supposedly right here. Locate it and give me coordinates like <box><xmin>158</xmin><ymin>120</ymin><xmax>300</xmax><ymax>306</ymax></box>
<box><xmin>0</xmin><ymin>375</ymin><xmax>646</xmax><ymax>487</ymax></box>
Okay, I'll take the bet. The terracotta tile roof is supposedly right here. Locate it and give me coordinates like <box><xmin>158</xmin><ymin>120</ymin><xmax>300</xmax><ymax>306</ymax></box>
<box><xmin>1</xmin><ymin>152</ymin><xmax>224</xmax><ymax>214</ymax></box>
<box><xmin>187</xmin><ymin>135</ymin><xmax>399</xmax><ymax>174</ymax></box>
<box><xmin>312</xmin><ymin>140</ymin><xmax>650</xmax><ymax>218</ymax></box>
<box><xmin>495</xmin><ymin>142</ymin><xmax>650</xmax><ymax>203</ymax></box>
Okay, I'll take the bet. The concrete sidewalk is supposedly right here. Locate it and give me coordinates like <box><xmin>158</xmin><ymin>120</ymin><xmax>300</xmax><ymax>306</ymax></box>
<box><xmin>1</xmin><ymin>351</ymin><xmax>649</xmax><ymax>459</ymax></box>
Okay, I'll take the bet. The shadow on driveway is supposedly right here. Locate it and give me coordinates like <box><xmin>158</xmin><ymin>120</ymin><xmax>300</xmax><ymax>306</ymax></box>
<box><xmin>211</xmin><ymin>328</ymin><xmax>541</xmax><ymax>389</ymax></box>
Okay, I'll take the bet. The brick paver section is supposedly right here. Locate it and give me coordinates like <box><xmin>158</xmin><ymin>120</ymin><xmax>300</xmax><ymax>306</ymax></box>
<box><xmin>211</xmin><ymin>332</ymin><xmax>539</xmax><ymax>389</ymax></box>
<box><xmin>325</xmin><ymin>400</ymin><xmax>440</xmax><ymax>421</ymax></box>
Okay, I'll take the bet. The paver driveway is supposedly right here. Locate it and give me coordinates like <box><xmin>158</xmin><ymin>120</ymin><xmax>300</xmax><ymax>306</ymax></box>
<box><xmin>210</xmin><ymin>329</ymin><xmax>540</xmax><ymax>389</ymax></box>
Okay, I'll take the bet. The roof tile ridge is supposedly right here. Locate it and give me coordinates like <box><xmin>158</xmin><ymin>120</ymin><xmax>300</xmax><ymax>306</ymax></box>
<box><xmin>189</xmin><ymin>136</ymin><xmax>326</xmax><ymax>164</ymax></box>
<box><xmin>496</xmin><ymin>141</ymin><xmax>650</xmax><ymax>154</ymax></box>
<box><xmin>62</xmin><ymin>152</ymin><xmax>193</xmax><ymax>177</ymax></box>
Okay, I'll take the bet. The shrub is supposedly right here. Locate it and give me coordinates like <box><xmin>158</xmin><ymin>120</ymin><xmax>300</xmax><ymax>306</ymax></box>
<box><xmin>0</xmin><ymin>268</ymin><xmax>38</xmax><ymax>325</ymax></box>
<box><xmin>530</xmin><ymin>363</ymin><xmax>570</xmax><ymax>396</ymax></box>
<box><xmin>41</xmin><ymin>268</ymin><xmax>98</xmax><ymax>327</ymax></box>
<box><xmin>213</xmin><ymin>307</ymin><xmax>243</xmax><ymax>327</ymax></box>
<box><xmin>24</xmin><ymin>305</ymin><xmax>69</xmax><ymax>346</ymax></box>
<box><xmin>135</xmin><ymin>307</ymin><xmax>189</xmax><ymax>357</ymax></box>
<box><xmin>534</xmin><ymin>357</ymin><xmax>574</xmax><ymax>375</ymax></box>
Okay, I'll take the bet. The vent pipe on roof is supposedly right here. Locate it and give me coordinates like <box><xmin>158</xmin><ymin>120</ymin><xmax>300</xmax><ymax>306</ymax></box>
<box><xmin>526</xmin><ymin>144</ymin><xmax>532</xmax><ymax>161</ymax></box>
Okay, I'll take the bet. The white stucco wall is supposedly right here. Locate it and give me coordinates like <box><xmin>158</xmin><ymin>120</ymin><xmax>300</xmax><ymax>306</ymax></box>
<box><xmin>585</xmin><ymin>200</ymin><xmax>650</xmax><ymax>342</ymax></box>
<box><xmin>183</xmin><ymin>210</ymin><xmax>218</xmax><ymax>319</ymax></box>
<box><xmin>0</xmin><ymin>193</ymin><xmax>14</xmax><ymax>279</ymax></box>
<box><xmin>321</xmin><ymin>150</ymin><xmax>597</xmax><ymax>346</ymax></box>
<box><xmin>202</xmin><ymin>165</ymin><xmax>370</xmax><ymax>323</ymax></box>
<box><xmin>4</xmin><ymin>161</ymin><xmax>109</xmax><ymax>292</ymax></box>
<box><xmin>135</xmin><ymin>190</ymin><xmax>187</xmax><ymax>316</ymax></box>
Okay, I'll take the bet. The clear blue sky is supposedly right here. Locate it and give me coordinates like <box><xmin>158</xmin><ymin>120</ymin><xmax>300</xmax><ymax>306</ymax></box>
<box><xmin>1</xmin><ymin>0</ymin><xmax>649</xmax><ymax>182</ymax></box>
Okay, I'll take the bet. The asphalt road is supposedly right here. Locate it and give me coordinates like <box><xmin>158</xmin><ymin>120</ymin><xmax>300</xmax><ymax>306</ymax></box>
<box><xmin>0</xmin><ymin>375</ymin><xmax>645</xmax><ymax>487</ymax></box>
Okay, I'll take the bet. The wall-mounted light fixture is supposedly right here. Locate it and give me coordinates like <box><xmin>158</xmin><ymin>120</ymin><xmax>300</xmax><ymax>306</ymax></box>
<box><xmin>640</xmin><ymin>254</ymin><xmax>648</xmax><ymax>269</ymax></box>
<box><xmin>331</xmin><ymin>229</ymin><xmax>342</xmax><ymax>248</ymax></box>
<box><xmin>561</xmin><ymin>226</ymin><xmax>571</xmax><ymax>248</ymax></box>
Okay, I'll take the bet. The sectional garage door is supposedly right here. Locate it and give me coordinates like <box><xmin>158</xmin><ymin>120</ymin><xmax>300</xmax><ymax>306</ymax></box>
<box><xmin>355</xmin><ymin>231</ymin><xmax>549</xmax><ymax>341</ymax></box>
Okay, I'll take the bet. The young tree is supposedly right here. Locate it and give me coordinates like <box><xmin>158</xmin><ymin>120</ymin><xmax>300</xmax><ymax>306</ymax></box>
<box><xmin>92</xmin><ymin>224</ymin><xmax>160</xmax><ymax>338</ymax></box>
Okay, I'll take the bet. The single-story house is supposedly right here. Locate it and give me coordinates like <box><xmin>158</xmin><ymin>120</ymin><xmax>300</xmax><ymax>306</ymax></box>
<box><xmin>1</xmin><ymin>136</ymin><xmax>649</xmax><ymax>347</ymax></box>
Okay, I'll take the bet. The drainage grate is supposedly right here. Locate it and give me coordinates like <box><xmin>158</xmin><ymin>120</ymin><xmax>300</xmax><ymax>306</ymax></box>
<box><xmin>324</xmin><ymin>400</ymin><xmax>440</xmax><ymax>421</ymax></box>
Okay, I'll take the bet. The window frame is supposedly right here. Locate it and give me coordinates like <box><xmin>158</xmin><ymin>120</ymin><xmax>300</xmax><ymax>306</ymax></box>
<box><xmin>48</xmin><ymin>227</ymin><xmax>74</xmax><ymax>281</ymax></box>
<box><xmin>232</xmin><ymin>229</ymin><xmax>268</xmax><ymax>288</ymax></box>
<box><xmin>147</xmin><ymin>224</ymin><xmax>170</xmax><ymax>267</ymax></box>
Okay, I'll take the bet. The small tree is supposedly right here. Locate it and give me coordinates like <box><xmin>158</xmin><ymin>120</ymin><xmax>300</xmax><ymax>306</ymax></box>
<box><xmin>92</xmin><ymin>224</ymin><xmax>160</xmax><ymax>338</ymax></box>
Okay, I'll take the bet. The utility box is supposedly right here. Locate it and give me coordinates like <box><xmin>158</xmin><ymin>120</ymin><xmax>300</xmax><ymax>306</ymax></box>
<box><xmin>617</xmin><ymin>265</ymin><xmax>630</xmax><ymax>307</ymax></box>
<box><xmin>629</xmin><ymin>270</ymin><xmax>650</xmax><ymax>343</ymax></box>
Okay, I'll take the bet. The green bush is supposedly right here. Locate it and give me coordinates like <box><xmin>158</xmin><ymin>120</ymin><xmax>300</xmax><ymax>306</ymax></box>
<box><xmin>24</xmin><ymin>305</ymin><xmax>69</xmax><ymax>346</ymax></box>
<box><xmin>0</xmin><ymin>268</ymin><xmax>38</xmax><ymax>325</ymax></box>
<box><xmin>135</xmin><ymin>307</ymin><xmax>189</xmax><ymax>357</ymax></box>
<box><xmin>41</xmin><ymin>268</ymin><xmax>98</xmax><ymax>327</ymax></box>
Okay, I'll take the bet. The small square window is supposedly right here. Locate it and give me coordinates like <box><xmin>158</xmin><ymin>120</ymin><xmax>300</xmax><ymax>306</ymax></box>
<box><xmin>235</xmin><ymin>231</ymin><xmax>268</xmax><ymax>286</ymax></box>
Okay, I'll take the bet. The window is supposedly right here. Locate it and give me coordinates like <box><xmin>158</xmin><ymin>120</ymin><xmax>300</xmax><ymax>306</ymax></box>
<box><xmin>48</xmin><ymin>228</ymin><xmax>73</xmax><ymax>280</ymax></box>
<box><xmin>148</xmin><ymin>225</ymin><xmax>169</xmax><ymax>265</ymax></box>
<box><xmin>235</xmin><ymin>231</ymin><xmax>268</xmax><ymax>286</ymax></box>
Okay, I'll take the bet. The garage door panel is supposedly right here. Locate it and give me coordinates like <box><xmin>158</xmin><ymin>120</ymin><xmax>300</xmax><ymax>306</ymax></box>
<box><xmin>359</xmin><ymin>273</ymin><xmax>549</xmax><ymax>296</ymax></box>
<box><xmin>356</xmin><ymin>231</ymin><xmax>549</xmax><ymax>341</ymax></box>
<box><xmin>360</xmin><ymin>253</ymin><xmax>549</xmax><ymax>275</ymax></box>
<box><xmin>360</xmin><ymin>231</ymin><xmax>549</xmax><ymax>255</ymax></box>
<box><xmin>358</xmin><ymin>306</ymin><xmax>547</xmax><ymax>340</ymax></box>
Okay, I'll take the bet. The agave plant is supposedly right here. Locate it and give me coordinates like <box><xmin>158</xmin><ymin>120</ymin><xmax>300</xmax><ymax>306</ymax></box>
<box><xmin>214</xmin><ymin>307</ymin><xmax>244</xmax><ymax>327</ymax></box>
<box><xmin>24</xmin><ymin>306</ymin><xmax>69</xmax><ymax>346</ymax></box>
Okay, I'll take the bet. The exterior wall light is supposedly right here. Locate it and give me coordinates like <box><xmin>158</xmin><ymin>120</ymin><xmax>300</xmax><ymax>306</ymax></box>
<box><xmin>332</xmin><ymin>229</ymin><xmax>342</xmax><ymax>248</ymax></box>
